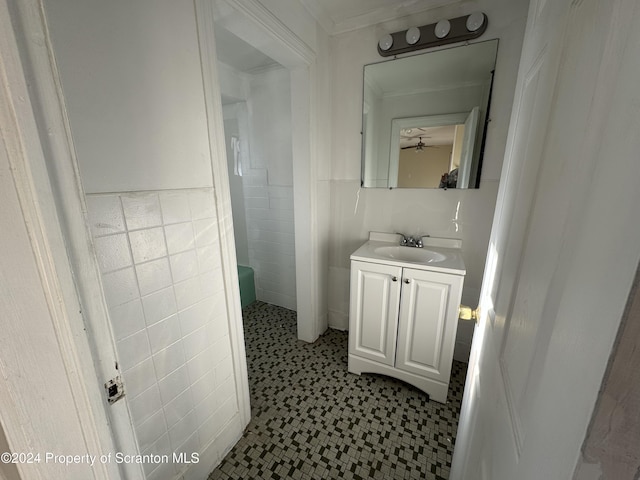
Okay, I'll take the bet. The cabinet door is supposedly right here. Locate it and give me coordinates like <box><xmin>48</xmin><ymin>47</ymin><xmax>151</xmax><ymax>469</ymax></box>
<box><xmin>396</xmin><ymin>268</ymin><xmax>463</xmax><ymax>382</ymax></box>
<box><xmin>349</xmin><ymin>261</ymin><xmax>402</xmax><ymax>366</ymax></box>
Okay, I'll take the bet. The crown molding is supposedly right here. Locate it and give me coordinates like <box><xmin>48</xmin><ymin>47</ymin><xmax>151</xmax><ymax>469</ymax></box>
<box><xmin>299</xmin><ymin>0</ymin><xmax>458</xmax><ymax>36</ymax></box>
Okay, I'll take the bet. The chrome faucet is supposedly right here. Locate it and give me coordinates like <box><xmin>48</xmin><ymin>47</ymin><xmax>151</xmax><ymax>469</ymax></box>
<box><xmin>396</xmin><ymin>233</ymin><xmax>424</xmax><ymax>248</ymax></box>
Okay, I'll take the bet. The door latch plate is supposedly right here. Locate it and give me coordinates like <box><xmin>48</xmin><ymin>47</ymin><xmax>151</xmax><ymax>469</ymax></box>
<box><xmin>105</xmin><ymin>376</ymin><xmax>125</xmax><ymax>404</ymax></box>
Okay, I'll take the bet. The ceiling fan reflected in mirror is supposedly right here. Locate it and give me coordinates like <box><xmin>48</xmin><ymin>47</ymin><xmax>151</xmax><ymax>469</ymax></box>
<box><xmin>401</xmin><ymin>137</ymin><xmax>439</xmax><ymax>151</ymax></box>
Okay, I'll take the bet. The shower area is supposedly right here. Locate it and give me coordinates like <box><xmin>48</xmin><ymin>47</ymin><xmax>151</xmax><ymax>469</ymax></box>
<box><xmin>215</xmin><ymin>23</ymin><xmax>297</xmax><ymax>312</ymax></box>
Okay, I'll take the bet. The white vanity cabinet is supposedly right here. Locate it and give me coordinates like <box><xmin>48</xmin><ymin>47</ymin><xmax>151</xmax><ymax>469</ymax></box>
<box><xmin>349</xmin><ymin>261</ymin><xmax>403</xmax><ymax>367</ymax></box>
<box><xmin>348</xmin><ymin>238</ymin><xmax>465</xmax><ymax>404</ymax></box>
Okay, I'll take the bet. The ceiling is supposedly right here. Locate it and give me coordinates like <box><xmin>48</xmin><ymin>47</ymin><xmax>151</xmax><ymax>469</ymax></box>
<box><xmin>400</xmin><ymin>125</ymin><xmax>456</xmax><ymax>148</ymax></box>
<box><xmin>214</xmin><ymin>0</ymin><xmax>462</xmax><ymax>74</ymax></box>
<box><xmin>214</xmin><ymin>25</ymin><xmax>280</xmax><ymax>74</ymax></box>
<box><xmin>299</xmin><ymin>0</ymin><xmax>459</xmax><ymax>34</ymax></box>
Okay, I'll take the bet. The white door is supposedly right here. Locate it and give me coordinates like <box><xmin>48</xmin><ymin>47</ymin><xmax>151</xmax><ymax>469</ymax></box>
<box><xmin>395</xmin><ymin>268</ymin><xmax>463</xmax><ymax>383</ymax></box>
<box><xmin>349</xmin><ymin>261</ymin><xmax>402</xmax><ymax>366</ymax></box>
<box><xmin>456</xmin><ymin>106</ymin><xmax>479</xmax><ymax>188</ymax></box>
<box><xmin>451</xmin><ymin>0</ymin><xmax>640</xmax><ymax>479</ymax></box>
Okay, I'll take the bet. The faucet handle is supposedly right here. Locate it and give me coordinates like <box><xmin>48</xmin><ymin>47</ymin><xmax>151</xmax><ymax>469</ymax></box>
<box><xmin>415</xmin><ymin>237</ymin><xmax>424</xmax><ymax>248</ymax></box>
<box><xmin>396</xmin><ymin>232</ymin><xmax>408</xmax><ymax>245</ymax></box>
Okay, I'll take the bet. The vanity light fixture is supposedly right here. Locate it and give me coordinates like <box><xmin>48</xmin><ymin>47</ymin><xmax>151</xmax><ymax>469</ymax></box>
<box><xmin>377</xmin><ymin>12</ymin><xmax>487</xmax><ymax>57</ymax></box>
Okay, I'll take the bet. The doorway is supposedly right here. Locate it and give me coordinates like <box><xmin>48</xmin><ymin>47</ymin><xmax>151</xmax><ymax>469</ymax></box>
<box><xmin>215</xmin><ymin>24</ymin><xmax>297</xmax><ymax>311</ymax></box>
<box><xmin>203</xmin><ymin>0</ymin><xmax>325</xmax><ymax>343</ymax></box>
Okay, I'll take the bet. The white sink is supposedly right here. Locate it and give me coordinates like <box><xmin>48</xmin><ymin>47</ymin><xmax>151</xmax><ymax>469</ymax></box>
<box><xmin>373</xmin><ymin>245</ymin><xmax>448</xmax><ymax>264</ymax></box>
<box><xmin>350</xmin><ymin>235</ymin><xmax>465</xmax><ymax>274</ymax></box>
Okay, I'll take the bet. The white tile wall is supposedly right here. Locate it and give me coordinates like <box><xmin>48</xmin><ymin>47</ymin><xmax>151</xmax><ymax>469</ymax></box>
<box><xmin>147</xmin><ymin>315</ymin><xmax>182</xmax><ymax>354</ymax></box>
<box><xmin>136</xmin><ymin>258</ymin><xmax>172</xmax><ymax>296</ymax></box>
<box><xmin>86</xmin><ymin>195</ymin><xmax>126</xmax><ymax>237</ymax></box>
<box><xmin>136</xmin><ymin>409</ymin><xmax>168</xmax><ymax>452</ymax></box>
<box><xmin>159</xmin><ymin>192</ymin><xmax>192</xmax><ymax>224</ymax></box>
<box><xmin>144</xmin><ymin>435</ymin><xmax>172</xmax><ymax>477</ymax></box>
<box><xmin>191</xmin><ymin>370</ymin><xmax>216</xmax><ymax>405</ymax></box>
<box><xmin>164</xmin><ymin>389</ymin><xmax>194</xmax><ymax>428</ymax></box>
<box><xmin>109</xmin><ymin>299</ymin><xmax>146</xmax><ymax>341</ymax></box>
<box><xmin>86</xmin><ymin>189</ymin><xmax>239</xmax><ymax>476</ymax></box>
<box><xmin>117</xmin><ymin>330</ymin><xmax>152</xmax><ymax>369</ymax></box>
<box><xmin>169</xmin><ymin>250</ymin><xmax>199</xmax><ymax>283</ymax></box>
<box><xmin>102</xmin><ymin>267</ymin><xmax>139</xmax><ymax>306</ymax></box>
<box><xmin>142</xmin><ymin>286</ymin><xmax>178</xmax><ymax>326</ymax></box>
<box><xmin>121</xmin><ymin>194</ymin><xmax>163</xmax><ymax>230</ymax></box>
<box><xmin>124</xmin><ymin>359</ymin><xmax>156</xmax><ymax>398</ymax></box>
<box><xmin>241</xmin><ymin>169</ymin><xmax>297</xmax><ymax>310</ymax></box>
<box><xmin>94</xmin><ymin>234</ymin><xmax>131</xmax><ymax>272</ymax></box>
<box><xmin>129</xmin><ymin>227</ymin><xmax>167</xmax><ymax>264</ymax></box>
<box><xmin>129</xmin><ymin>384</ymin><xmax>163</xmax><ymax>425</ymax></box>
<box><xmin>165</xmin><ymin>222</ymin><xmax>196</xmax><ymax>255</ymax></box>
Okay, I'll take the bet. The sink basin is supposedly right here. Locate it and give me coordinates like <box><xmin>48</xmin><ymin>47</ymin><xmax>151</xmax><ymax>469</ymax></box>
<box><xmin>373</xmin><ymin>245</ymin><xmax>448</xmax><ymax>264</ymax></box>
<box><xmin>350</xmin><ymin>236</ymin><xmax>465</xmax><ymax>274</ymax></box>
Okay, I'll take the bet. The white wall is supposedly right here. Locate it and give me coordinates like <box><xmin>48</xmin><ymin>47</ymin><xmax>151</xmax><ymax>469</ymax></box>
<box><xmin>249</xmin><ymin>68</ymin><xmax>294</xmax><ymax>184</ymax></box>
<box><xmin>398</xmin><ymin>146</ymin><xmax>452</xmax><ymax>188</ymax></box>
<box><xmin>328</xmin><ymin>0</ymin><xmax>529</xmax><ymax>362</ymax></box>
<box><xmin>42</xmin><ymin>1</ymin><xmax>248</xmax><ymax>478</ymax></box>
<box><xmin>44</xmin><ymin>0</ymin><xmax>213</xmax><ymax>194</ymax></box>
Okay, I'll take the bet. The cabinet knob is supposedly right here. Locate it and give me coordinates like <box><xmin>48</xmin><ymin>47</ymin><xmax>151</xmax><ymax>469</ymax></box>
<box><xmin>391</xmin><ymin>276</ymin><xmax>398</xmax><ymax>282</ymax></box>
<box><xmin>404</xmin><ymin>278</ymin><xmax>411</xmax><ymax>284</ymax></box>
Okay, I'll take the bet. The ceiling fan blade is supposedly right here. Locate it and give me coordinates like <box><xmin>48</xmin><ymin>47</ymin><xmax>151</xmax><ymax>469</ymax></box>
<box><xmin>400</xmin><ymin>144</ymin><xmax>441</xmax><ymax>150</ymax></box>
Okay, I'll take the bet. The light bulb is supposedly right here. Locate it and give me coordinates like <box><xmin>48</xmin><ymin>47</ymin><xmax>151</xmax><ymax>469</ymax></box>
<box><xmin>466</xmin><ymin>12</ymin><xmax>485</xmax><ymax>32</ymax></box>
<box><xmin>378</xmin><ymin>34</ymin><xmax>393</xmax><ymax>51</ymax></box>
<box><xmin>405</xmin><ymin>27</ymin><xmax>421</xmax><ymax>45</ymax></box>
<box><xmin>434</xmin><ymin>20</ymin><xmax>451</xmax><ymax>39</ymax></box>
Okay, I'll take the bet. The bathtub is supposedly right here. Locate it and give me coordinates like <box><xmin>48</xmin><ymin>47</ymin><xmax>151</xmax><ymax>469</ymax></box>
<box><xmin>237</xmin><ymin>265</ymin><xmax>256</xmax><ymax>308</ymax></box>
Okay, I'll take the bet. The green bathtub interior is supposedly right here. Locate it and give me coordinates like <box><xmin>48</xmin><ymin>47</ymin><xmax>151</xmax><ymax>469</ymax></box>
<box><xmin>237</xmin><ymin>265</ymin><xmax>256</xmax><ymax>308</ymax></box>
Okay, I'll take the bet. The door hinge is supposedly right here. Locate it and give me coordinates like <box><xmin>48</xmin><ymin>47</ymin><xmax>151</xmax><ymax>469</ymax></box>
<box><xmin>105</xmin><ymin>376</ymin><xmax>125</xmax><ymax>404</ymax></box>
<box><xmin>459</xmin><ymin>305</ymin><xmax>480</xmax><ymax>323</ymax></box>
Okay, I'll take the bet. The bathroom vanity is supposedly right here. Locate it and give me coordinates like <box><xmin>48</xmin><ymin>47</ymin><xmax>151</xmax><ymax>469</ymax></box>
<box><xmin>348</xmin><ymin>232</ymin><xmax>466</xmax><ymax>403</ymax></box>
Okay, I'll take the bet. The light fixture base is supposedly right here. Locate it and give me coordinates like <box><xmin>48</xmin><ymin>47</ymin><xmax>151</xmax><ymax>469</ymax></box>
<box><xmin>377</xmin><ymin>13</ymin><xmax>488</xmax><ymax>57</ymax></box>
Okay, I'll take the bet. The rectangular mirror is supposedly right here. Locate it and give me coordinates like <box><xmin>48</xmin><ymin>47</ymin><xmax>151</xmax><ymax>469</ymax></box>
<box><xmin>361</xmin><ymin>39</ymin><xmax>499</xmax><ymax>189</ymax></box>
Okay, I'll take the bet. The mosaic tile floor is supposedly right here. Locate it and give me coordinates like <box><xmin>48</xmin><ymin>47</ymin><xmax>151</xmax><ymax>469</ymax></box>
<box><xmin>208</xmin><ymin>301</ymin><xmax>467</xmax><ymax>480</ymax></box>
